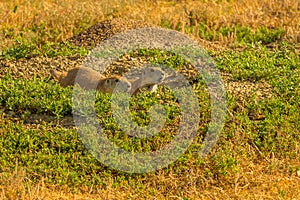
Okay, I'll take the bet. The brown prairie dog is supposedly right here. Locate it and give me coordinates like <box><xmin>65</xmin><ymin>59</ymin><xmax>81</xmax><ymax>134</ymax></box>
<box><xmin>50</xmin><ymin>66</ymin><xmax>131</xmax><ymax>93</ymax></box>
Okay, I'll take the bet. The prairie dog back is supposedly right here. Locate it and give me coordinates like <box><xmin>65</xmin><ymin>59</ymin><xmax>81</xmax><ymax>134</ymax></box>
<box><xmin>50</xmin><ymin>66</ymin><xmax>101</xmax><ymax>88</ymax></box>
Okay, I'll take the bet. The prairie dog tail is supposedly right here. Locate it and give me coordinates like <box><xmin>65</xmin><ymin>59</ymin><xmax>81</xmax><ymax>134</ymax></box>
<box><xmin>50</xmin><ymin>69</ymin><xmax>64</xmax><ymax>81</ymax></box>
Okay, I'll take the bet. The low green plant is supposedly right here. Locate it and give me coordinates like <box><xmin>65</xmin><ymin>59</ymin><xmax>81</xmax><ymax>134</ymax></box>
<box><xmin>0</xmin><ymin>75</ymin><xmax>72</xmax><ymax>118</ymax></box>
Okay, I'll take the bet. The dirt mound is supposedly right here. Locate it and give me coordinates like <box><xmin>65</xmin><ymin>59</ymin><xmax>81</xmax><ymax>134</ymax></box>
<box><xmin>66</xmin><ymin>18</ymin><xmax>154</xmax><ymax>50</ymax></box>
<box><xmin>0</xmin><ymin>55</ymin><xmax>85</xmax><ymax>80</ymax></box>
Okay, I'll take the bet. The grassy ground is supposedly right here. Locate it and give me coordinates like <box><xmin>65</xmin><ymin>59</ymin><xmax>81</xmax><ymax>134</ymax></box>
<box><xmin>0</xmin><ymin>0</ymin><xmax>299</xmax><ymax>199</ymax></box>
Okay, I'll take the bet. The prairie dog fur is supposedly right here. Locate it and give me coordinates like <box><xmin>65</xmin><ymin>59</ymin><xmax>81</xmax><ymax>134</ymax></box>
<box><xmin>50</xmin><ymin>67</ymin><xmax>131</xmax><ymax>93</ymax></box>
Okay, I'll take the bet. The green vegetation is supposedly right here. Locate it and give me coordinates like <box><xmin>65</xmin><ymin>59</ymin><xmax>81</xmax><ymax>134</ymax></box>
<box><xmin>0</xmin><ymin>43</ymin><xmax>299</xmax><ymax>187</ymax></box>
<box><xmin>0</xmin><ymin>75</ymin><xmax>72</xmax><ymax>118</ymax></box>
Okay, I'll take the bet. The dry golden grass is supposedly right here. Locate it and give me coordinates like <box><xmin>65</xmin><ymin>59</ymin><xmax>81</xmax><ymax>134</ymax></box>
<box><xmin>0</xmin><ymin>167</ymin><xmax>128</xmax><ymax>199</ymax></box>
<box><xmin>0</xmin><ymin>0</ymin><xmax>299</xmax><ymax>49</ymax></box>
<box><xmin>1</xmin><ymin>161</ymin><xmax>300</xmax><ymax>199</ymax></box>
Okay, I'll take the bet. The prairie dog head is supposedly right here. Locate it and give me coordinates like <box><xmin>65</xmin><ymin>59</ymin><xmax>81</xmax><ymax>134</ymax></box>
<box><xmin>99</xmin><ymin>76</ymin><xmax>132</xmax><ymax>93</ymax></box>
<box><xmin>129</xmin><ymin>67</ymin><xmax>165</xmax><ymax>94</ymax></box>
<box><xmin>140</xmin><ymin>67</ymin><xmax>165</xmax><ymax>84</ymax></box>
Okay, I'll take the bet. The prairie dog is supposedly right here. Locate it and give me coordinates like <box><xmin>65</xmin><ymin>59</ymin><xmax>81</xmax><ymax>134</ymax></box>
<box><xmin>50</xmin><ymin>67</ymin><xmax>131</xmax><ymax>93</ymax></box>
<box><xmin>129</xmin><ymin>67</ymin><xmax>165</xmax><ymax>95</ymax></box>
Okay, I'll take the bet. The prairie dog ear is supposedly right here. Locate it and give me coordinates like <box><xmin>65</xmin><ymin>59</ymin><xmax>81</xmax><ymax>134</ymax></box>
<box><xmin>50</xmin><ymin>69</ymin><xmax>63</xmax><ymax>80</ymax></box>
